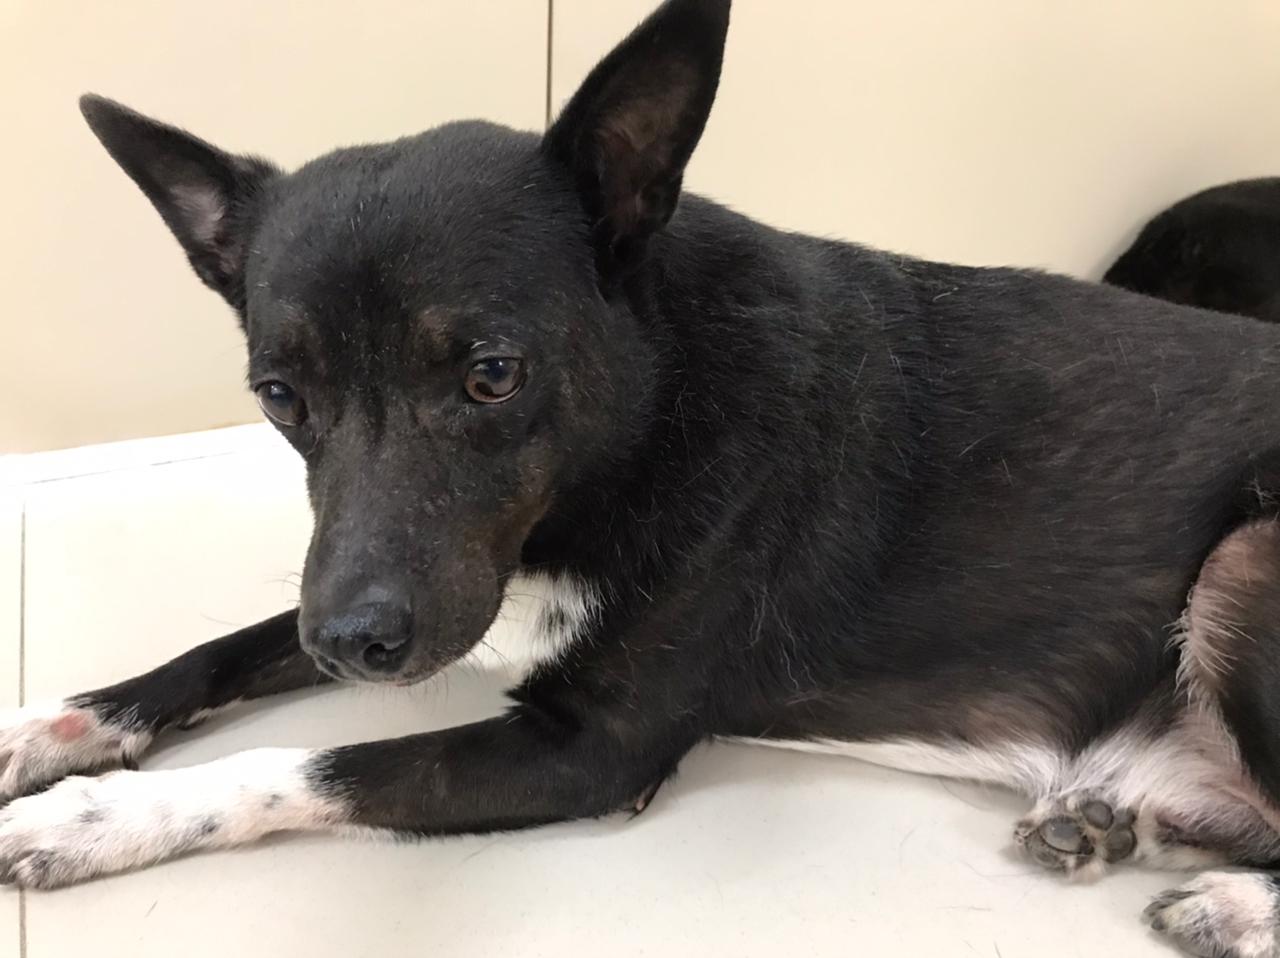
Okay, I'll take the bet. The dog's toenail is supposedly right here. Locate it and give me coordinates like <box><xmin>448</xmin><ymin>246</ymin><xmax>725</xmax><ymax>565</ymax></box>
<box><xmin>1081</xmin><ymin>800</ymin><xmax>1113</xmax><ymax>829</ymax></box>
<box><xmin>1041</xmin><ymin>817</ymin><xmax>1085</xmax><ymax>853</ymax></box>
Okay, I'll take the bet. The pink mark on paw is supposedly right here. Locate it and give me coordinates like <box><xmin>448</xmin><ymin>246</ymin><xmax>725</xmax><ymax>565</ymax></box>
<box><xmin>49</xmin><ymin>712</ymin><xmax>91</xmax><ymax>743</ymax></box>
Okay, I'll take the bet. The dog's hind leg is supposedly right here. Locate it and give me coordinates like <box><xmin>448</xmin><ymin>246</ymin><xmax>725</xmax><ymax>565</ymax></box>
<box><xmin>1140</xmin><ymin>517</ymin><xmax>1280</xmax><ymax>956</ymax></box>
<box><xmin>0</xmin><ymin>610</ymin><xmax>327</xmax><ymax>801</ymax></box>
<box><xmin>1009</xmin><ymin>693</ymin><xmax>1280</xmax><ymax>882</ymax></box>
<box><xmin>1018</xmin><ymin>518</ymin><xmax>1280</xmax><ymax>888</ymax></box>
<box><xmin>1178</xmin><ymin>517</ymin><xmax>1280</xmax><ymax>817</ymax></box>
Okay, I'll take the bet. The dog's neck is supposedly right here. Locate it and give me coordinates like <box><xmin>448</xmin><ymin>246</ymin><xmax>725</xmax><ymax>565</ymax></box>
<box><xmin>523</xmin><ymin>194</ymin><xmax>918</xmax><ymax>608</ymax></box>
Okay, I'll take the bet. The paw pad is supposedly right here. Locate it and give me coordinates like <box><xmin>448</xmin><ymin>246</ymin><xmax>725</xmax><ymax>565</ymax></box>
<box><xmin>1015</xmin><ymin>796</ymin><xmax>1137</xmax><ymax>875</ymax></box>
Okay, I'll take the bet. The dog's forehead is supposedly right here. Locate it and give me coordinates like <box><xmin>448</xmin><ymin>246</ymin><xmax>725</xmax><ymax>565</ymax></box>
<box><xmin>249</xmin><ymin>122</ymin><xmax>581</xmax><ymax>316</ymax></box>
<box><xmin>247</xmin><ymin>300</ymin><xmax>504</xmax><ymax>381</ymax></box>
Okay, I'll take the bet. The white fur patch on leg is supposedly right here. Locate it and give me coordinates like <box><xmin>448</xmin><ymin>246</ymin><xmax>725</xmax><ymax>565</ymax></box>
<box><xmin>1146</xmin><ymin>871</ymin><xmax>1280</xmax><ymax>958</ymax></box>
<box><xmin>0</xmin><ymin>747</ymin><xmax>342</xmax><ymax>888</ymax></box>
<box><xmin>0</xmin><ymin>701</ymin><xmax>150</xmax><ymax>802</ymax></box>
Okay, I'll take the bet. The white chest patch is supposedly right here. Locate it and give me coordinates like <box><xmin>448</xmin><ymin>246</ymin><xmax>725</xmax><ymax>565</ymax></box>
<box><xmin>465</xmin><ymin>569</ymin><xmax>599</xmax><ymax>675</ymax></box>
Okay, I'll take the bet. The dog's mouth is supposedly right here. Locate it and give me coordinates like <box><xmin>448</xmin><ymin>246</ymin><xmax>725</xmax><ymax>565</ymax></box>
<box><xmin>309</xmin><ymin>650</ymin><xmax>357</xmax><ymax>683</ymax></box>
<box><xmin>307</xmin><ymin>647</ymin><xmax>451</xmax><ymax>687</ymax></box>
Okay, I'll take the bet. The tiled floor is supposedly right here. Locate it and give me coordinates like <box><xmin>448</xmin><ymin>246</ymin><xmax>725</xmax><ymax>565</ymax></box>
<box><xmin>0</xmin><ymin>426</ymin><xmax>1185</xmax><ymax>956</ymax></box>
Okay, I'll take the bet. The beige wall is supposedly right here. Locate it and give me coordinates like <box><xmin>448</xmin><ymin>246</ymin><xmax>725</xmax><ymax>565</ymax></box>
<box><xmin>5</xmin><ymin>1</ymin><xmax>1280</xmax><ymax>452</ymax></box>
<box><xmin>555</xmin><ymin>0</ymin><xmax>1280</xmax><ymax>275</ymax></box>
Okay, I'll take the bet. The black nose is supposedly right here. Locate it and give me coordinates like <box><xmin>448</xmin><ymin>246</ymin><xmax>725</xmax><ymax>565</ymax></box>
<box><xmin>312</xmin><ymin>600</ymin><xmax>413</xmax><ymax>676</ymax></box>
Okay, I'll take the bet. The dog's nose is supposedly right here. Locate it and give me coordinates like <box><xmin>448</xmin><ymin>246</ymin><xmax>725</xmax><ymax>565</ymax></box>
<box><xmin>312</xmin><ymin>600</ymin><xmax>413</xmax><ymax>676</ymax></box>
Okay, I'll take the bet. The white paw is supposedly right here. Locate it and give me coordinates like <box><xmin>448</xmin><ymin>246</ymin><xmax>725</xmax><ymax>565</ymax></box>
<box><xmin>0</xmin><ymin>774</ymin><xmax>138</xmax><ymax>888</ymax></box>
<box><xmin>1146</xmin><ymin>871</ymin><xmax>1280</xmax><ymax>958</ymax></box>
<box><xmin>0</xmin><ymin>748</ymin><xmax>334</xmax><ymax>888</ymax></box>
<box><xmin>0</xmin><ymin>702</ymin><xmax>149</xmax><ymax>802</ymax></box>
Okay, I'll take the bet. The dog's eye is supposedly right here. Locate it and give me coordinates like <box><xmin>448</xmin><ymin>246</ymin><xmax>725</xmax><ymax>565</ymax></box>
<box><xmin>255</xmin><ymin>381</ymin><xmax>307</xmax><ymax>426</ymax></box>
<box><xmin>464</xmin><ymin>358</ymin><xmax>525</xmax><ymax>404</ymax></box>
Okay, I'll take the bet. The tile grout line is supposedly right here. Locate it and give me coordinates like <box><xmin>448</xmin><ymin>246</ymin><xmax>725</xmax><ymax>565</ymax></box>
<box><xmin>17</xmin><ymin>505</ymin><xmax>26</xmax><ymax>958</ymax></box>
<box><xmin>544</xmin><ymin>0</ymin><xmax>554</xmax><ymax>127</ymax></box>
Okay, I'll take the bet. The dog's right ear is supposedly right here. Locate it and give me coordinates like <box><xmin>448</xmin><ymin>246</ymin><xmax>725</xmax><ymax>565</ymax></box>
<box><xmin>543</xmin><ymin>0</ymin><xmax>731</xmax><ymax>282</ymax></box>
<box><xmin>79</xmin><ymin>95</ymin><xmax>280</xmax><ymax>315</ymax></box>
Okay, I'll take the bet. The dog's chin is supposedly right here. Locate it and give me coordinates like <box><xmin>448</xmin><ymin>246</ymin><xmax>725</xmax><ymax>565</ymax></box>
<box><xmin>384</xmin><ymin>666</ymin><xmax>440</xmax><ymax>688</ymax></box>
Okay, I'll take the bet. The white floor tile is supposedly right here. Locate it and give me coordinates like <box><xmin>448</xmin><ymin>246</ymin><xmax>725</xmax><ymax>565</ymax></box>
<box><xmin>0</xmin><ymin>494</ymin><xmax>23</xmax><ymax>958</ymax></box>
<box><xmin>15</xmin><ymin>437</ymin><xmax>1184</xmax><ymax>957</ymax></box>
<box><xmin>0</xmin><ymin>494</ymin><xmax>21</xmax><ymax>711</ymax></box>
<box><xmin>21</xmin><ymin>449</ymin><xmax>309</xmax><ymax>698</ymax></box>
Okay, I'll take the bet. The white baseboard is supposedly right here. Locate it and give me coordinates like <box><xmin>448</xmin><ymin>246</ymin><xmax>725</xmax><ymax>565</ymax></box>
<box><xmin>0</xmin><ymin>423</ymin><xmax>291</xmax><ymax>488</ymax></box>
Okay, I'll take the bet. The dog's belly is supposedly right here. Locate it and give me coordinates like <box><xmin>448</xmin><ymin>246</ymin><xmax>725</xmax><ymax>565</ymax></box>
<box><xmin>730</xmin><ymin>735</ymin><xmax>1066</xmax><ymax>794</ymax></box>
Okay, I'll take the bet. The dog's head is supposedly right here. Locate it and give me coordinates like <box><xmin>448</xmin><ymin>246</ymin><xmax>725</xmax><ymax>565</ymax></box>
<box><xmin>80</xmin><ymin>0</ymin><xmax>730</xmax><ymax>683</ymax></box>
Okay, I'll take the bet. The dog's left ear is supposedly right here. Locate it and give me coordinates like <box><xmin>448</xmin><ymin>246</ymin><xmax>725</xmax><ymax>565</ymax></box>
<box><xmin>544</xmin><ymin>0</ymin><xmax>731</xmax><ymax>279</ymax></box>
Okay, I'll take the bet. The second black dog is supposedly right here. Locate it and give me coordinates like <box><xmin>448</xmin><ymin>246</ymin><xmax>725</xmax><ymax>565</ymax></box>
<box><xmin>1106</xmin><ymin>177</ymin><xmax>1280</xmax><ymax>322</ymax></box>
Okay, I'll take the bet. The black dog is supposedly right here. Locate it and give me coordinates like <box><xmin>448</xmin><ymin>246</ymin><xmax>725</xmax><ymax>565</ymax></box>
<box><xmin>5</xmin><ymin>3</ymin><xmax>1280</xmax><ymax>954</ymax></box>
<box><xmin>1106</xmin><ymin>178</ymin><xmax>1280</xmax><ymax>323</ymax></box>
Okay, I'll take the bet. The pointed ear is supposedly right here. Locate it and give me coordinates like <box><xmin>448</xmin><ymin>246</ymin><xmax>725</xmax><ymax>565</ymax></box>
<box><xmin>543</xmin><ymin>0</ymin><xmax>730</xmax><ymax>279</ymax></box>
<box><xmin>79</xmin><ymin>95</ymin><xmax>280</xmax><ymax>314</ymax></box>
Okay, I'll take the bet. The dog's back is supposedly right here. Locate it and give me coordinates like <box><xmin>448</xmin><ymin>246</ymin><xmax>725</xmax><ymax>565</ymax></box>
<box><xmin>654</xmin><ymin>197</ymin><xmax>1280</xmax><ymax>751</ymax></box>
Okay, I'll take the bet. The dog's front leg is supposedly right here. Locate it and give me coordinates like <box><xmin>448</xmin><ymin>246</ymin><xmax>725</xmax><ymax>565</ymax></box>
<box><xmin>0</xmin><ymin>704</ymin><xmax>697</xmax><ymax>888</ymax></box>
<box><xmin>0</xmin><ymin>610</ymin><xmax>329</xmax><ymax>800</ymax></box>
